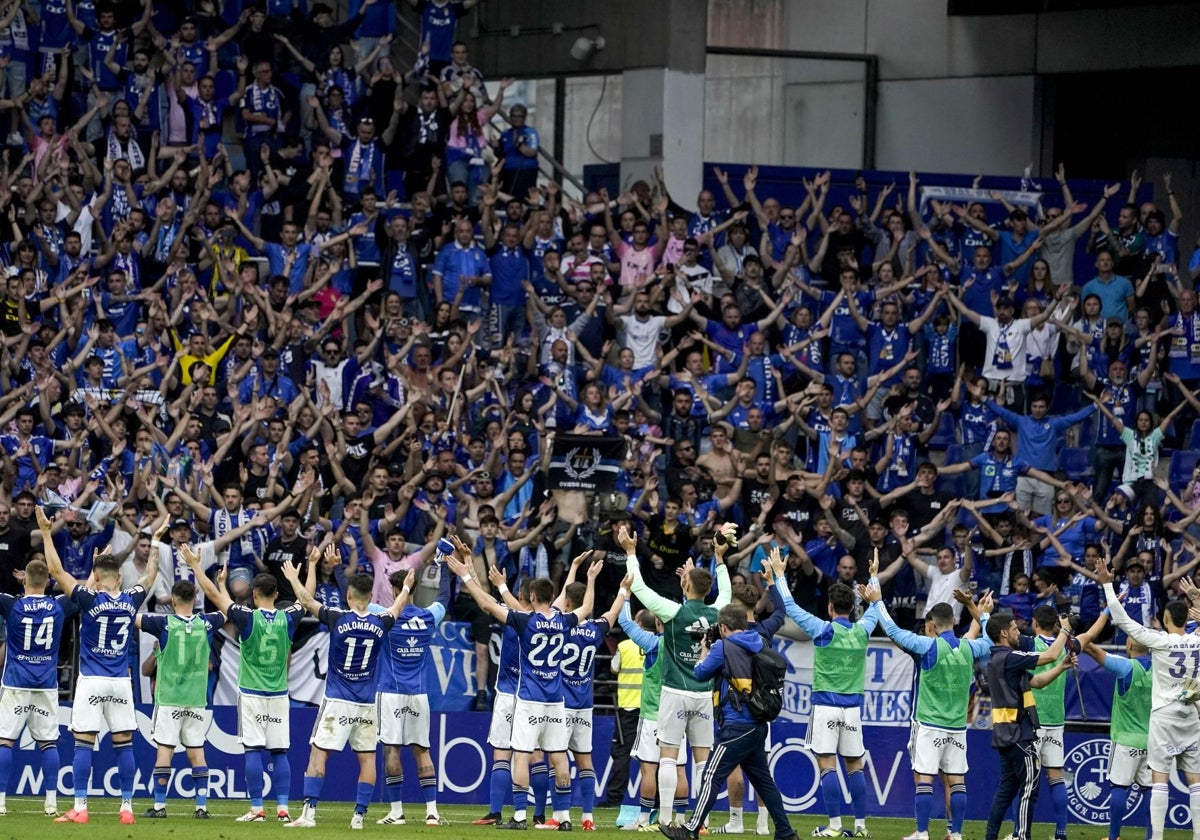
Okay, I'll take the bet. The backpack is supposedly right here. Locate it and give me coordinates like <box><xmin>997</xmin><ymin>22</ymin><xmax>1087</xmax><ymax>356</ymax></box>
<box><xmin>746</xmin><ymin>645</ymin><xmax>788</xmax><ymax>722</ymax></box>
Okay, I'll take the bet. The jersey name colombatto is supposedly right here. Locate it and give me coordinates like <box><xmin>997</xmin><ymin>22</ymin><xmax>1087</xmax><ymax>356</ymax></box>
<box><xmin>321</xmin><ymin>606</ymin><xmax>395</xmax><ymax>703</ymax></box>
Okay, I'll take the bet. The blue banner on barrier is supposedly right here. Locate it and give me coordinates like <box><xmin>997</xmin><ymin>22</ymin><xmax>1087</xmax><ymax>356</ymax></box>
<box><xmin>7</xmin><ymin>708</ymin><xmax>1190</xmax><ymax>828</ymax></box>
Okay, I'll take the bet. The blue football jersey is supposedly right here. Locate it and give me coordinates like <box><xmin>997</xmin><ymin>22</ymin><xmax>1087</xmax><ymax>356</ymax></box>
<box><xmin>508</xmin><ymin>608</ymin><xmax>578</xmax><ymax>703</ymax></box>
<box><xmin>378</xmin><ymin>603</ymin><xmax>446</xmax><ymax>695</ymax></box>
<box><xmin>72</xmin><ymin>586</ymin><xmax>147</xmax><ymax>678</ymax></box>
<box><xmin>561</xmin><ymin>618</ymin><xmax>609</xmax><ymax>710</ymax></box>
<box><xmin>495</xmin><ymin>622</ymin><xmax>521</xmax><ymax>695</ymax></box>
<box><xmin>0</xmin><ymin>593</ymin><xmax>77</xmax><ymax>690</ymax></box>
<box><xmin>321</xmin><ymin>607</ymin><xmax>395</xmax><ymax>703</ymax></box>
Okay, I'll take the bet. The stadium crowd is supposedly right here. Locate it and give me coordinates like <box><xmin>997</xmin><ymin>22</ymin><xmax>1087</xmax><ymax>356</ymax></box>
<box><xmin>2</xmin><ymin>0</ymin><xmax>1200</xmax><ymax>835</ymax></box>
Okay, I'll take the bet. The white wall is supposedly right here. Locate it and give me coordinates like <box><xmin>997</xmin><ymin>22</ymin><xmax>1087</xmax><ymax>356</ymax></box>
<box><xmin>745</xmin><ymin>0</ymin><xmax>1200</xmax><ymax>177</ymax></box>
<box><xmin>874</xmin><ymin>76</ymin><xmax>1037</xmax><ymax>175</ymax></box>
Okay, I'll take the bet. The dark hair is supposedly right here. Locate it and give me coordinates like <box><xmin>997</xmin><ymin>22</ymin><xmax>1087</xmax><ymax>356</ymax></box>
<box><xmin>172</xmin><ymin>581</ymin><xmax>197</xmax><ymax>603</ymax></box>
<box><xmin>718</xmin><ymin>604</ymin><xmax>748</xmax><ymax>631</ymax></box>
<box><xmin>348</xmin><ymin>573</ymin><xmax>374</xmax><ymax>598</ymax></box>
<box><xmin>687</xmin><ymin>568</ymin><xmax>713</xmax><ymax>598</ymax></box>
<box><xmin>529</xmin><ymin>578</ymin><xmax>554</xmax><ymax>605</ymax></box>
<box><xmin>252</xmin><ymin>574</ymin><xmax>278</xmax><ymax>598</ymax></box>
<box><xmin>732</xmin><ymin>583</ymin><xmax>760</xmax><ymax>610</ymax></box>
<box><xmin>926</xmin><ymin>602</ymin><xmax>955</xmax><ymax>628</ymax></box>
<box><xmin>827</xmin><ymin>582</ymin><xmax>855</xmax><ymax>616</ymax></box>
<box><xmin>987</xmin><ymin>614</ymin><xmax>1014</xmax><ymax>642</ymax></box>
<box><xmin>93</xmin><ymin>554</ymin><xmax>120</xmax><ymax>575</ymax></box>
<box><xmin>1165</xmin><ymin>600</ymin><xmax>1189</xmax><ymax>629</ymax></box>
<box><xmin>1032</xmin><ymin>605</ymin><xmax>1060</xmax><ymax>632</ymax></box>
<box><xmin>564</xmin><ymin>582</ymin><xmax>586</xmax><ymax>608</ymax></box>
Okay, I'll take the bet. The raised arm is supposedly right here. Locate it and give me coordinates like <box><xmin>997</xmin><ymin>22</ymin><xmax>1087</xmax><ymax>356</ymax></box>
<box><xmin>36</xmin><ymin>507</ymin><xmax>80</xmax><ymax>593</ymax></box>
<box><xmin>181</xmin><ymin>543</ymin><xmax>232</xmax><ymax>613</ymax></box>
<box><xmin>616</xmin><ymin>524</ymin><xmax>680</xmax><ymax>622</ymax></box>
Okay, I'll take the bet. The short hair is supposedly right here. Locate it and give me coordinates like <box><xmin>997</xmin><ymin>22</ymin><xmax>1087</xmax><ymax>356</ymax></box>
<box><xmin>172</xmin><ymin>580</ymin><xmax>197</xmax><ymax>603</ymax></box>
<box><xmin>25</xmin><ymin>559</ymin><xmax>49</xmax><ymax>587</ymax></box>
<box><xmin>718</xmin><ymin>604</ymin><xmax>748</xmax><ymax>631</ymax></box>
<box><xmin>1032</xmin><ymin>605</ymin><xmax>1060</xmax><ymax>633</ymax></box>
<box><xmin>732</xmin><ymin>583</ymin><xmax>760</xmax><ymax>610</ymax></box>
<box><xmin>251</xmin><ymin>574</ymin><xmax>278</xmax><ymax>598</ymax></box>
<box><xmin>827</xmin><ymin>582</ymin><xmax>855</xmax><ymax>617</ymax></box>
<box><xmin>93</xmin><ymin>554</ymin><xmax>120</xmax><ymax>576</ymax></box>
<box><xmin>564</xmin><ymin>582</ymin><xmax>586</xmax><ymax>609</ymax></box>
<box><xmin>1165</xmin><ymin>600</ymin><xmax>1189</xmax><ymax>629</ymax></box>
<box><xmin>636</xmin><ymin>609</ymin><xmax>657</xmax><ymax>632</ymax></box>
<box><xmin>687</xmin><ymin>568</ymin><xmax>713</xmax><ymax>597</ymax></box>
<box><xmin>348</xmin><ymin>573</ymin><xmax>374</xmax><ymax>599</ymax></box>
<box><xmin>926</xmin><ymin>602</ymin><xmax>955</xmax><ymax>629</ymax></box>
<box><xmin>987</xmin><ymin>614</ymin><xmax>1014</xmax><ymax>642</ymax></box>
<box><xmin>529</xmin><ymin>578</ymin><xmax>554</xmax><ymax>605</ymax></box>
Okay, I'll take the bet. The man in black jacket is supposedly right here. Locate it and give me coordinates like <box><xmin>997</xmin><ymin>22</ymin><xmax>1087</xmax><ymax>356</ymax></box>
<box><xmin>983</xmin><ymin>614</ymin><xmax>1074</xmax><ymax>840</ymax></box>
<box><xmin>658</xmin><ymin>601</ymin><xmax>796</xmax><ymax>840</ymax></box>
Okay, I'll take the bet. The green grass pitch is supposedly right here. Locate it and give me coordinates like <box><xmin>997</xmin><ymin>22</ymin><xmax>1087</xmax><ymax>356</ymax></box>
<box><xmin>0</xmin><ymin>801</ymin><xmax>1190</xmax><ymax>839</ymax></box>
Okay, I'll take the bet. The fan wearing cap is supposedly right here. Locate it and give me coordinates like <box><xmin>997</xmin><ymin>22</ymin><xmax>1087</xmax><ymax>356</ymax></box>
<box><xmin>237</xmin><ymin>346</ymin><xmax>299</xmax><ymax>405</ymax></box>
<box><xmin>950</xmin><ymin>205</ymin><xmax>1041</xmax><ymax>287</ymax></box>
<box><xmin>946</xmin><ymin>287</ymin><xmax>1057</xmax><ymax>410</ymax></box>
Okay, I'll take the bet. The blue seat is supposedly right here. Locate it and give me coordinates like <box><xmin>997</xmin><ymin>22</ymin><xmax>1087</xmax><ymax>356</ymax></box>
<box><xmin>936</xmin><ymin>473</ymin><xmax>964</xmax><ymax>498</ymax></box>
<box><xmin>1187</xmin><ymin>420</ymin><xmax>1200</xmax><ymax>450</ymax></box>
<box><xmin>1049</xmin><ymin>384</ymin><xmax>1081</xmax><ymax>416</ymax></box>
<box><xmin>927</xmin><ymin>413</ymin><xmax>956</xmax><ymax>451</ymax></box>
<box><xmin>1061</xmin><ymin>448</ymin><xmax>1093</xmax><ymax>482</ymax></box>
<box><xmin>1170</xmin><ymin>451</ymin><xmax>1200</xmax><ymax>490</ymax></box>
<box><xmin>1075</xmin><ymin>416</ymin><xmax>1097</xmax><ymax>448</ymax></box>
<box><xmin>215</xmin><ymin>70</ymin><xmax>237</xmax><ymax>103</ymax></box>
<box><xmin>943</xmin><ymin>444</ymin><xmax>965</xmax><ymax>466</ymax></box>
